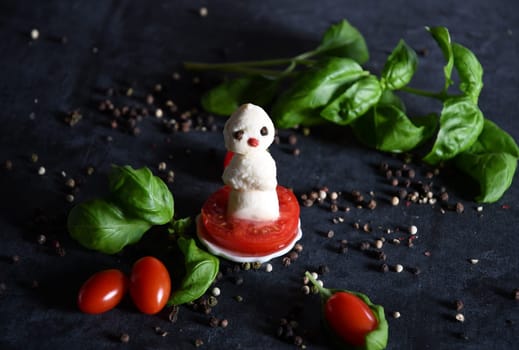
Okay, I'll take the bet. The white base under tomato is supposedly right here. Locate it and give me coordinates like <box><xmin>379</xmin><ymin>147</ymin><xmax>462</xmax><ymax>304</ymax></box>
<box><xmin>196</xmin><ymin>215</ymin><xmax>302</xmax><ymax>263</ymax></box>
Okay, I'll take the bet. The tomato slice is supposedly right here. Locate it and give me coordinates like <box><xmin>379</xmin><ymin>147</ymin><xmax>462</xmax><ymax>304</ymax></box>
<box><xmin>199</xmin><ymin>186</ymin><xmax>300</xmax><ymax>256</ymax></box>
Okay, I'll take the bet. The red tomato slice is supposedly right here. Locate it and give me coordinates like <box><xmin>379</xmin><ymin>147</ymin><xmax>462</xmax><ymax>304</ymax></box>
<box><xmin>129</xmin><ymin>256</ymin><xmax>171</xmax><ymax>315</ymax></box>
<box><xmin>223</xmin><ymin>151</ymin><xmax>234</xmax><ymax>168</ymax></box>
<box><xmin>325</xmin><ymin>291</ymin><xmax>378</xmax><ymax>346</ymax></box>
<box><xmin>199</xmin><ymin>186</ymin><xmax>300</xmax><ymax>255</ymax></box>
<box><xmin>78</xmin><ymin>269</ymin><xmax>128</xmax><ymax>314</ymax></box>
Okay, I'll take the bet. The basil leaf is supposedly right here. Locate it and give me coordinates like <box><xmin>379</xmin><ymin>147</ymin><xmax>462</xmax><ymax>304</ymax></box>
<box><xmin>469</xmin><ymin>119</ymin><xmax>519</xmax><ymax>157</ymax></box>
<box><xmin>454</xmin><ymin>119</ymin><xmax>519</xmax><ymax>202</ymax></box>
<box><xmin>316</xmin><ymin>19</ymin><xmax>369</xmax><ymax>64</ymax></box>
<box><xmin>347</xmin><ymin>289</ymin><xmax>388</xmax><ymax>350</ymax></box>
<box><xmin>168</xmin><ymin>216</ymin><xmax>193</xmax><ymax>236</ymax></box>
<box><xmin>201</xmin><ymin>76</ymin><xmax>278</xmax><ymax>116</ymax></box>
<box><xmin>272</xmin><ymin>57</ymin><xmax>368</xmax><ymax>128</ymax></box>
<box><xmin>168</xmin><ymin>237</ymin><xmax>219</xmax><ymax>306</ymax></box>
<box><xmin>321</xmin><ymin>75</ymin><xmax>382</xmax><ymax>125</ymax></box>
<box><xmin>352</xmin><ymin>104</ymin><xmax>434</xmax><ymax>153</ymax></box>
<box><xmin>456</xmin><ymin>152</ymin><xmax>517</xmax><ymax>203</ymax></box>
<box><xmin>427</xmin><ymin>26</ymin><xmax>454</xmax><ymax>91</ymax></box>
<box><xmin>423</xmin><ymin>97</ymin><xmax>484</xmax><ymax>164</ymax></box>
<box><xmin>68</xmin><ymin>199</ymin><xmax>152</xmax><ymax>254</ymax></box>
<box><xmin>380</xmin><ymin>40</ymin><xmax>418</xmax><ymax>90</ymax></box>
<box><xmin>452</xmin><ymin>43</ymin><xmax>483</xmax><ymax>103</ymax></box>
<box><xmin>305</xmin><ymin>272</ymin><xmax>388</xmax><ymax>350</ymax></box>
<box><xmin>377</xmin><ymin>89</ymin><xmax>406</xmax><ymax>111</ymax></box>
<box><xmin>109</xmin><ymin>165</ymin><xmax>174</xmax><ymax>225</ymax></box>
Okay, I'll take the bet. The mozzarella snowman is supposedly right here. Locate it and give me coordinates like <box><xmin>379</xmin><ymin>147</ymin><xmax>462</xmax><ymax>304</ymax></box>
<box><xmin>222</xmin><ymin>103</ymin><xmax>279</xmax><ymax>221</ymax></box>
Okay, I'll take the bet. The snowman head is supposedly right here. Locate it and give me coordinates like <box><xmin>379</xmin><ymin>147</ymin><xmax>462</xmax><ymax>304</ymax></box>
<box><xmin>224</xmin><ymin>103</ymin><xmax>275</xmax><ymax>155</ymax></box>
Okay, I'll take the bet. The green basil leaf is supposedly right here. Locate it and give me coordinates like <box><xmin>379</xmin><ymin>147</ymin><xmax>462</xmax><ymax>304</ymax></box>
<box><xmin>352</xmin><ymin>104</ymin><xmax>433</xmax><ymax>153</ymax></box>
<box><xmin>347</xmin><ymin>289</ymin><xmax>388</xmax><ymax>350</ymax></box>
<box><xmin>109</xmin><ymin>165</ymin><xmax>174</xmax><ymax>225</ymax></box>
<box><xmin>316</xmin><ymin>19</ymin><xmax>369</xmax><ymax>64</ymax></box>
<box><xmin>168</xmin><ymin>216</ymin><xmax>193</xmax><ymax>235</ymax></box>
<box><xmin>272</xmin><ymin>57</ymin><xmax>368</xmax><ymax>128</ymax></box>
<box><xmin>454</xmin><ymin>119</ymin><xmax>519</xmax><ymax>202</ymax></box>
<box><xmin>68</xmin><ymin>199</ymin><xmax>152</xmax><ymax>254</ymax></box>
<box><xmin>452</xmin><ymin>43</ymin><xmax>483</xmax><ymax>103</ymax></box>
<box><xmin>380</xmin><ymin>40</ymin><xmax>418</xmax><ymax>90</ymax></box>
<box><xmin>168</xmin><ymin>237</ymin><xmax>219</xmax><ymax>306</ymax></box>
<box><xmin>456</xmin><ymin>152</ymin><xmax>517</xmax><ymax>203</ymax></box>
<box><xmin>321</xmin><ymin>75</ymin><xmax>382</xmax><ymax>125</ymax></box>
<box><xmin>423</xmin><ymin>97</ymin><xmax>484</xmax><ymax>164</ymax></box>
<box><xmin>469</xmin><ymin>119</ymin><xmax>519</xmax><ymax>157</ymax></box>
<box><xmin>201</xmin><ymin>76</ymin><xmax>278</xmax><ymax>116</ymax></box>
<box><xmin>305</xmin><ymin>272</ymin><xmax>388</xmax><ymax>350</ymax></box>
<box><xmin>427</xmin><ymin>26</ymin><xmax>454</xmax><ymax>91</ymax></box>
<box><xmin>377</xmin><ymin>89</ymin><xmax>406</xmax><ymax>111</ymax></box>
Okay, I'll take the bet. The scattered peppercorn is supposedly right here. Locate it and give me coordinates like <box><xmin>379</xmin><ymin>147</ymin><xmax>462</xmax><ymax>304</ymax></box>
<box><xmin>199</xmin><ymin>7</ymin><xmax>208</xmax><ymax>17</ymax></box>
<box><xmin>209</xmin><ymin>317</ymin><xmax>219</xmax><ymax>328</ymax></box>
<box><xmin>360</xmin><ymin>241</ymin><xmax>370</xmax><ymax>251</ymax></box>
<box><xmin>30</xmin><ymin>28</ymin><xmax>39</xmax><ymax>40</ymax></box>
<box><xmin>4</xmin><ymin>160</ymin><xmax>13</xmax><ymax>170</ymax></box>
<box><xmin>455</xmin><ymin>313</ymin><xmax>465</xmax><ymax>322</ymax></box>
<box><xmin>120</xmin><ymin>333</ymin><xmax>130</xmax><ymax>343</ymax></box>
<box><xmin>318</xmin><ymin>265</ymin><xmax>329</xmax><ymax>275</ymax></box>
<box><xmin>36</xmin><ymin>234</ymin><xmax>46</xmax><ymax>245</ymax></box>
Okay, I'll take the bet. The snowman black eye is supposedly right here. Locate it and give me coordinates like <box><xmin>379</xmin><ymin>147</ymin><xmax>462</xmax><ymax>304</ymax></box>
<box><xmin>233</xmin><ymin>130</ymin><xmax>244</xmax><ymax>140</ymax></box>
<box><xmin>260</xmin><ymin>126</ymin><xmax>268</xmax><ymax>136</ymax></box>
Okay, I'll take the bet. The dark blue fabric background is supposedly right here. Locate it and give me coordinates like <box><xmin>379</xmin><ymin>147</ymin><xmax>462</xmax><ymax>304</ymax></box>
<box><xmin>1</xmin><ymin>1</ymin><xmax>518</xmax><ymax>349</ymax></box>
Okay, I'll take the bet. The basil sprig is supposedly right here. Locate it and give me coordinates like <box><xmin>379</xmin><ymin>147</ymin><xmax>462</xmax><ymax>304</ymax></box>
<box><xmin>168</xmin><ymin>237</ymin><xmax>219</xmax><ymax>306</ymax></box>
<box><xmin>305</xmin><ymin>272</ymin><xmax>388</xmax><ymax>350</ymax></box>
<box><xmin>68</xmin><ymin>165</ymin><xmax>174</xmax><ymax>254</ymax></box>
<box><xmin>185</xmin><ymin>20</ymin><xmax>518</xmax><ymax>203</ymax></box>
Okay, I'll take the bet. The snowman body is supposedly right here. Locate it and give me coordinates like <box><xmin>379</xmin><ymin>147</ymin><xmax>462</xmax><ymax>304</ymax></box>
<box><xmin>222</xmin><ymin>104</ymin><xmax>279</xmax><ymax>221</ymax></box>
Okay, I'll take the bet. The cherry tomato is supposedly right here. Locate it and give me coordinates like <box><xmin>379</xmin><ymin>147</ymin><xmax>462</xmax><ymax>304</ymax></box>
<box><xmin>129</xmin><ymin>256</ymin><xmax>171</xmax><ymax>315</ymax></box>
<box><xmin>325</xmin><ymin>291</ymin><xmax>378</xmax><ymax>346</ymax></box>
<box><xmin>77</xmin><ymin>269</ymin><xmax>128</xmax><ymax>314</ymax></box>
<box><xmin>199</xmin><ymin>185</ymin><xmax>300</xmax><ymax>255</ymax></box>
<box><xmin>223</xmin><ymin>151</ymin><xmax>234</xmax><ymax>168</ymax></box>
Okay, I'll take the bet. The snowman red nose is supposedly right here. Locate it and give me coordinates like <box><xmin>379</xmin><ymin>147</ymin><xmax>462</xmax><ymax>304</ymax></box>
<box><xmin>247</xmin><ymin>138</ymin><xmax>259</xmax><ymax>147</ymax></box>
